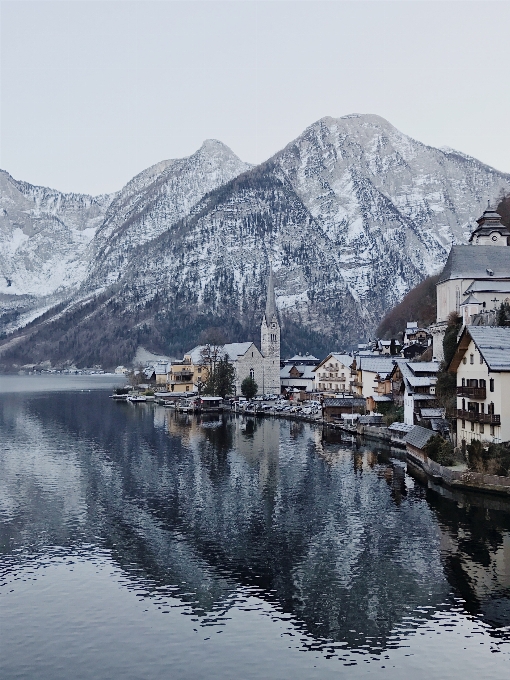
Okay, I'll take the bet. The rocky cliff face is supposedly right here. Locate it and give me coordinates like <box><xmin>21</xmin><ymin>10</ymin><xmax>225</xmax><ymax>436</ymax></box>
<box><xmin>1</xmin><ymin>114</ymin><xmax>509</xmax><ymax>368</ymax></box>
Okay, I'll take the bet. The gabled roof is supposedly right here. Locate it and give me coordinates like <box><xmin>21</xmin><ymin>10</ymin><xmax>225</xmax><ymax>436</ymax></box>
<box><xmin>450</xmin><ymin>326</ymin><xmax>510</xmax><ymax>372</ymax></box>
<box><xmin>280</xmin><ymin>364</ymin><xmax>316</xmax><ymax>380</ymax></box>
<box><xmin>313</xmin><ymin>353</ymin><xmax>354</xmax><ymax>372</ymax></box>
<box><xmin>437</xmin><ymin>246</ymin><xmax>510</xmax><ymax>284</ymax></box>
<box><xmin>408</xmin><ymin>361</ymin><xmax>440</xmax><ymax>374</ymax></box>
<box><xmin>357</xmin><ymin>356</ymin><xmax>395</xmax><ymax>377</ymax></box>
<box><xmin>287</xmin><ymin>354</ymin><xmax>319</xmax><ymax>362</ymax></box>
<box><xmin>405</xmin><ymin>425</ymin><xmax>435</xmax><ymax>449</ymax></box>
<box><xmin>323</xmin><ymin>397</ymin><xmax>365</xmax><ymax>407</ymax></box>
<box><xmin>186</xmin><ymin>342</ymin><xmax>255</xmax><ymax>364</ymax></box>
<box><xmin>460</xmin><ymin>294</ymin><xmax>482</xmax><ymax>306</ymax></box>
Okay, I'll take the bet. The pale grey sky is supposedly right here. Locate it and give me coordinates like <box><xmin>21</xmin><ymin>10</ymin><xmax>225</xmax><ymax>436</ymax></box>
<box><xmin>1</xmin><ymin>0</ymin><xmax>509</xmax><ymax>195</ymax></box>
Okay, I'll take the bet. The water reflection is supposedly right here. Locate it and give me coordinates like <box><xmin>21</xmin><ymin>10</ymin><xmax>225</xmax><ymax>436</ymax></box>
<box><xmin>1</xmin><ymin>391</ymin><xmax>510</xmax><ymax>661</ymax></box>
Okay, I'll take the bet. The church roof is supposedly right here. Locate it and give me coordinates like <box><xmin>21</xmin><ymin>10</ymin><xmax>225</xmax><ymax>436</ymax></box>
<box><xmin>437</xmin><ymin>246</ymin><xmax>510</xmax><ymax>284</ymax></box>
<box><xmin>186</xmin><ymin>342</ymin><xmax>255</xmax><ymax>364</ymax></box>
<box><xmin>460</xmin><ymin>294</ymin><xmax>482</xmax><ymax>306</ymax></box>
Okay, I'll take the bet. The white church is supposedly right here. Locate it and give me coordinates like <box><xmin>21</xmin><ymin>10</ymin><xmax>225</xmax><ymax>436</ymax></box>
<box><xmin>431</xmin><ymin>204</ymin><xmax>510</xmax><ymax>360</ymax></box>
<box><xmin>186</xmin><ymin>268</ymin><xmax>281</xmax><ymax>396</ymax></box>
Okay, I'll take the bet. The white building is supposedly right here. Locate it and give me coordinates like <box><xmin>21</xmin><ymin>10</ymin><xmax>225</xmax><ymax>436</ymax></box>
<box><xmin>280</xmin><ymin>364</ymin><xmax>316</xmax><ymax>393</ymax></box>
<box><xmin>431</xmin><ymin>205</ymin><xmax>510</xmax><ymax>361</ymax></box>
<box><xmin>392</xmin><ymin>360</ymin><xmax>440</xmax><ymax>425</ymax></box>
<box><xmin>449</xmin><ymin>326</ymin><xmax>510</xmax><ymax>445</ymax></box>
<box><xmin>313</xmin><ymin>353</ymin><xmax>355</xmax><ymax>393</ymax></box>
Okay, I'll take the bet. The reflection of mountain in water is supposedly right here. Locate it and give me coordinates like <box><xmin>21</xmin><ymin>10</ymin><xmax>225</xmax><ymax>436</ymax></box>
<box><xmin>1</xmin><ymin>392</ymin><xmax>510</xmax><ymax>650</ymax></box>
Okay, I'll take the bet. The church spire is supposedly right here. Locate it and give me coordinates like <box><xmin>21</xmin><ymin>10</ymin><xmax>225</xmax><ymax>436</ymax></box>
<box><xmin>265</xmin><ymin>265</ymin><xmax>277</xmax><ymax>321</ymax></box>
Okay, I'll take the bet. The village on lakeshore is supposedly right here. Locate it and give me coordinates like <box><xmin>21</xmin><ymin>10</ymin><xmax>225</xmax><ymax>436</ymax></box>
<box><xmin>18</xmin><ymin>204</ymin><xmax>510</xmax><ymax>494</ymax></box>
<box><xmin>106</xmin><ymin>204</ymin><xmax>510</xmax><ymax>494</ymax></box>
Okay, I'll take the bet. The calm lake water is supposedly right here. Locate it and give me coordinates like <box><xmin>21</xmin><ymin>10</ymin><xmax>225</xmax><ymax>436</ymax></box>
<box><xmin>1</xmin><ymin>379</ymin><xmax>509</xmax><ymax>679</ymax></box>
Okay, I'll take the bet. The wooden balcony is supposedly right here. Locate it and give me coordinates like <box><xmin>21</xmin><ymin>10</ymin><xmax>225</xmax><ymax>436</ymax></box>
<box><xmin>457</xmin><ymin>386</ymin><xmax>486</xmax><ymax>399</ymax></box>
<box><xmin>457</xmin><ymin>409</ymin><xmax>500</xmax><ymax>424</ymax></box>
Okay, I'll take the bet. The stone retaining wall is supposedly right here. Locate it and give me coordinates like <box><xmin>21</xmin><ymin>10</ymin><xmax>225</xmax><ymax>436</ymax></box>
<box><xmin>406</xmin><ymin>444</ymin><xmax>510</xmax><ymax>496</ymax></box>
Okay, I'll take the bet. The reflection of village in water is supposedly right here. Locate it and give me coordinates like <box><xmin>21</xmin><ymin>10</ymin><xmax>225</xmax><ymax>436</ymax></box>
<box><xmin>1</xmin><ymin>391</ymin><xmax>510</xmax><ymax>659</ymax></box>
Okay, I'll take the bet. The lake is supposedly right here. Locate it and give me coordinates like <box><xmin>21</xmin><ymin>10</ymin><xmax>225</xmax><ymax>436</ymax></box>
<box><xmin>1</xmin><ymin>378</ymin><xmax>509</xmax><ymax>679</ymax></box>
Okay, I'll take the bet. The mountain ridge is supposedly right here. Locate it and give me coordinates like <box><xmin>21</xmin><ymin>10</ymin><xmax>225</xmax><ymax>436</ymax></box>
<box><xmin>1</xmin><ymin>114</ymin><xmax>510</xmax><ymax>369</ymax></box>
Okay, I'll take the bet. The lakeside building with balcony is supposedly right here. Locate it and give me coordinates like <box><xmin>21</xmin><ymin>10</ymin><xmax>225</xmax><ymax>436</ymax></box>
<box><xmin>313</xmin><ymin>353</ymin><xmax>355</xmax><ymax>393</ymax></box>
<box><xmin>448</xmin><ymin>326</ymin><xmax>510</xmax><ymax>445</ymax></box>
<box><xmin>391</xmin><ymin>360</ymin><xmax>440</xmax><ymax>425</ymax></box>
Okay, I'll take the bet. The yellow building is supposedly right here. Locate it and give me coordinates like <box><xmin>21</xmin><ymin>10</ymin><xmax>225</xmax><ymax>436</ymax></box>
<box><xmin>167</xmin><ymin>356</ymin><xmax>209</xmax><ymax>393</ymax></box>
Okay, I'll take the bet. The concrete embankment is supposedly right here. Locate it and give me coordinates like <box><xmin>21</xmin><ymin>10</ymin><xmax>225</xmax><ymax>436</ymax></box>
<box><xmin>406</xmin><ymin>448</ymin><xmax>510</xmax><ymax>497</ymax></box>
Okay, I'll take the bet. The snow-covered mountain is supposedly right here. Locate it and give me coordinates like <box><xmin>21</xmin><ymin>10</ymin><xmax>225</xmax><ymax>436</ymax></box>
<box><xmin>1</xmin><ymin>114</ymin><xmax>509</xmax><ymax>368</ymax></box>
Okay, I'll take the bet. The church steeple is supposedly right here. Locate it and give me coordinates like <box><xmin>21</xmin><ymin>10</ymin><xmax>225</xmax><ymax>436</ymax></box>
<box><xmin>469</xmin><ymin>203</ymin><xmax>510</xmax><ymax>246</ymax></box>
<box><xmin>260</xmin><ymin>265</ymin><xmax>280</xmax><ymax>395</ymax></box>
<box><xmin>264</xmin><ymin>265</ymin><xmax>278</xmax><ymax>323</ymax></box>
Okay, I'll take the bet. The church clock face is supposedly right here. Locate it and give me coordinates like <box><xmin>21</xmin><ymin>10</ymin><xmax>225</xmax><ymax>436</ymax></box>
<box><xmin>271</xmin><ymin>323</ymin><xmax>276</xmax><ymax>328</ymax></box>
<box><xmin>492</xmin><ymin>235</ymin><xmax>498</xmax><ymax>242</ymax></box>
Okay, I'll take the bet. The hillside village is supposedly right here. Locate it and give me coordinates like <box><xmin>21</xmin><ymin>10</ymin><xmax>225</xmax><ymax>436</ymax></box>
<box><xmin>121</xmin><ymin>203</ymin><xmax>510</xmax><ymax>486</ymax></box>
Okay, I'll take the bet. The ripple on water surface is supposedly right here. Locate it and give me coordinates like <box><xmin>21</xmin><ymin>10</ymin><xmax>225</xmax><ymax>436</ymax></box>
<box><xmin>1</xmin><ymin>388</ymin><xmax>510</xmax><ymax>679</ymax></box>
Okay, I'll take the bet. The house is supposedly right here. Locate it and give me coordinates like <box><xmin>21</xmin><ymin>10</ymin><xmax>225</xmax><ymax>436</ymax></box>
<box><xmin>322</xmin><ymin>397</ymin><xmax>365</xmax><ymax>423</ymax></box>
<box><xmin>352</xmin><ymin>356</ymin><xmax>396</xmax><ymax>400</ymax></box>
<box><xmin>405</xmin><ymin>425</ymin><xmax>435</xmax><ymax>457</ymax></box>
<box><xmin>280</xmin><ymin>364</ymin><xmax>316</xmax><ymax>393</ymax></box>
<box><xmin>448</xmin><ymin>326</ymin><xmax>510</xmax><ymax>445</ymax></box>
<box><xmin>313</xmin><ymin>353</ymin><xmax>355</xmax><ymax>393</ymax></box>
<box><xmin>391</xmin><ymin>360</ymin><xmax>440</xmax><ymax>425</ymax></box>
<box><xmin>155</xmin><ymin>363</ymin><xmax>170</xmax><ymax>385</ymax></box>
<box><xmin>167</xmin><ymin>357</ymin><xmax>205</xmax><ymax>393</ymax></box>
<box><xmin>402</xmin><ymin>343</ymin><xmax>427</xmax><ymax>360</ymax></box>
<box><xmin>403</xmin><ymin>322</ymin><xmax>431</xmax><ymax>347</ymax></box>
<box><xmin>430</xmin><ymin>205</ymin><xmax>510</xmax><ymax>360</ymax></box>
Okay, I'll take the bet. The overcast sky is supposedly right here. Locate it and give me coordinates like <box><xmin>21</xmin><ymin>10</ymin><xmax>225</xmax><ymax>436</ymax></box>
<box><xmin>1</xmin><ymin>0</ymin><xmax>509</xmax><ymax>195</ymax></box>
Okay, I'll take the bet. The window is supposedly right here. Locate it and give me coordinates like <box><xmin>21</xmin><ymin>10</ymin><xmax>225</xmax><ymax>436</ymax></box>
<box><xmin>252</xmin><ymin>352</ymin><xmax>253</xmax><ymax>357</ymax></box>
<box><xmin>470</xmin><ymin>354</ymin><xmax>474</xmax><ymax>365</ymax></box>
<box><xmin>480</xmin><ymin>379</ymin><xmax>486</xmax><ymax>388</ymax></box>
<box><xmin>480</xmin><ymin>355</ymin><xmax>483</xmax><ymax>365</ymax></box>
<box><xmin>480</xmin><ymin>423</ymin><xmax>484</xmax><ymax>434</ymax></box>
<box><xmin>488</xmin><ymin>402</ymin><xmax>495</xmax><ymax>415</ymax></box>
<box><xmin>462</xmin><ymin>398</ymin><xmax>465</xmax><ymax>410</ymax></box>
<box><xmin>462</xmin><ymin>378</ymin><xmax>465</xmax><ymax>387</ymax></box>
<box><xmin>250</xmin><ymin>368</ymin><xmax>255</xmax><ymax>380</ymax></box>
<box><xmin>462</xmin><ymin>419</ymin><xmax>465</xmax><ymax>429</ymax></box>
<box><xmin>490</xmin><ymin>378</ymin><xmax>494</xmax><ymax>392</ymax></box>
<box><xmin>186</xmin><ymin>386</ymin><xmax>189</xmax><ymax>392</ymax></box>
<box><xmin>197</xmin><ymin>366</ymin><xmax>201</xmax><ymax>373</ymax></box>
<box><xmin>471</xmin><ymin>421</ymin><xmax>475</xmax><ymax>432</ymax></box>
<box><xmin>463</xmin><ymin>357</ymin><xmax>467</xmax><ymax>365</ymax></box>
<box><xmin>490</xmin><ymin>425</ymin><xmax>495</xmax><ymax>436</ymax></box>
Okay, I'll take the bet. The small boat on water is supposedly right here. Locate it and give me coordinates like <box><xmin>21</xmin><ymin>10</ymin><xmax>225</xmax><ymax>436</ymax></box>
<box><xmin>128</xmin><ymin>395</ymin><xmax>147</xmax><ymax>403</ymax></box>
<box><xmin>109</xmin><ymin>394</ymin><xmax>129</xmax><ymax>401</ymax></box>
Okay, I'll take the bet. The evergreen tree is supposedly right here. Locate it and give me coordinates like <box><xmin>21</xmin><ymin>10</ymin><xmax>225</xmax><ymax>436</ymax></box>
<box><xmin>497</xmin><ymin>301</ymin><xmax>510</xmax><ymax>326</ymax></box>
<box><xmin>204</xmin><ymin>354</ymin><xmax>236</xmax><ymax>398</ymax></box>
<box><xmin>241</xmin><ymin>376</ymin><xmax>258</xmax><ymax>400</ymax></box>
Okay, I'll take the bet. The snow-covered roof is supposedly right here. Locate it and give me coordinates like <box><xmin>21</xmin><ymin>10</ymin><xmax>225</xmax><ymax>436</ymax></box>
<box><xmin>405</xmin><ymin>426</ymin><xmax>434</xmax><ymax>449</ymax></box>
<box><xmin>372</xmin><ymin>395</ymin><xmax>392</xmax><ymax>402</ymax></box>
<box><xmin>357</xmin><ymin>356</ymin><xmax>395</xmax><ymax>377</ymax></box>
<box><xmin>437</xmin><ymin>246</ymin><xmax>510</xmax><ymax>284</ymax></box>
<box><xmin>287</xmin><ymin>354</ymin><xmax>319</xmax><ymax>362</ymax></box>
<box><xmin>388</xmin><ymin>422</ymin><xmax>414</xmax><ymax>433</ymax></box>
<box><xmin>407</xmin><ymin>362</ymin><xmax>440</xmax><ymax>374</ymax></box>
<box><xmin>465</xmin><ymin>280</ymin><xmax>510</xmax><ymax>294</ymax></box>
<box><xmin>420</xmin><ymin>408</ymin><xmax>445</xmax><ymax>418</ymax></box>
<box><xmin>460</xmin><ymin>294</ymin><xmax>482</xmax><ymax>306</ymax></box>
<box><xmin>280</xmin><ymin>365</ymin><xmax>316</xmax><ymax>379</ymax></box>
<box><xmin>467</xmin><ymin>327</ymin><xmax>510</xmax><ymax>371</ymax></box>
<box><xmin>186</xmin><ymin>342</ymin><xmax>255</xmax><ymax>364</ymax></box>
<box><xmin>154</xmin><ymin>364</ymin><xmax>169</xmax><ymax>375</ymax></box>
